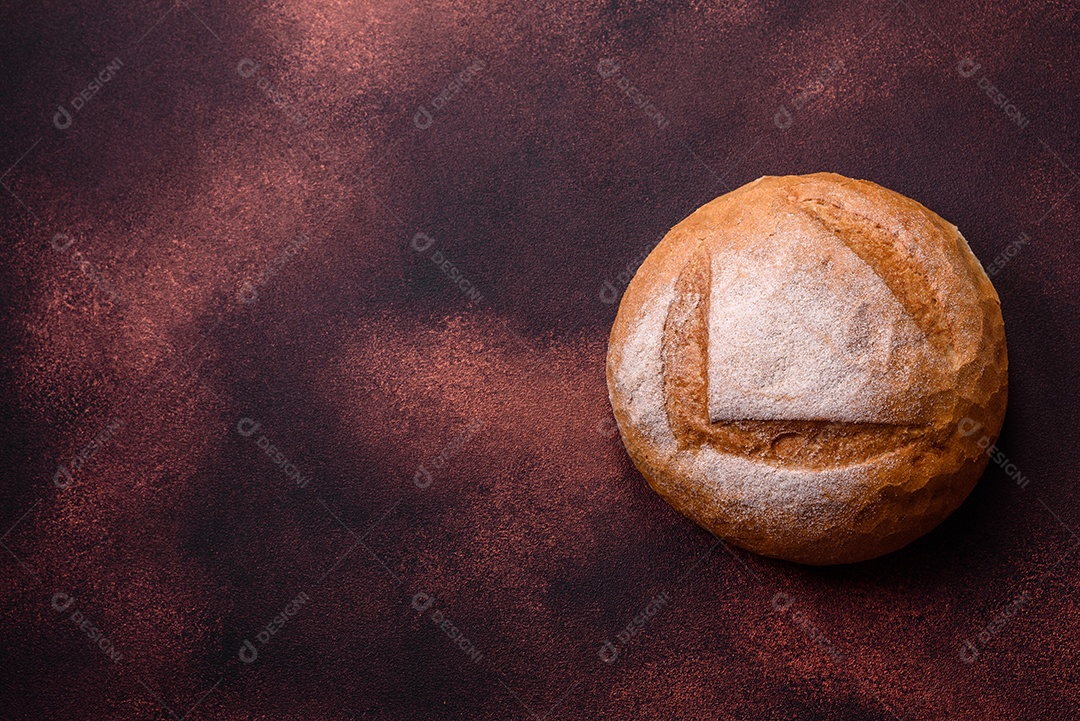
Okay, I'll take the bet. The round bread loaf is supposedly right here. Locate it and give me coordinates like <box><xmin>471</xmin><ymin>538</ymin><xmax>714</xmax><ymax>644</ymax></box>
<box><xmin>606</xmin><ymin>173</ymin><xmax>1008</xmax><ymax>565</ymax></box>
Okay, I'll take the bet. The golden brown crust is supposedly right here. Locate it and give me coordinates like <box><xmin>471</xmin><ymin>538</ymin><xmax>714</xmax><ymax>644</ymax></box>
<box><xmin>606</xmin><ymin>173</ymin><xmax>1008</xmax><ymax>565</ymax></box>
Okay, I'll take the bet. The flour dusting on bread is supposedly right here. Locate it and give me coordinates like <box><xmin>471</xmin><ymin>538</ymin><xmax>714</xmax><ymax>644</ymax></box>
<box><xmin>606</xmin><ymin>173</ymin><xmax>1008</xmax><ymax>564</ymax></box>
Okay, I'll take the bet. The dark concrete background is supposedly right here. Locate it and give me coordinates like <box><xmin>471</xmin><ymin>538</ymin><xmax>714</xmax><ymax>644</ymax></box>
<box><xmin>1</xmin><ymin>1</ymin><xmax>1078</xmax><ymax>719</ymax></box>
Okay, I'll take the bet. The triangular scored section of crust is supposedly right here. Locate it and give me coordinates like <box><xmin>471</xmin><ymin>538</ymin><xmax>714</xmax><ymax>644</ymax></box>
<box><xmin>706</xmin><ymin>212</ymin><xmax>944</xmax><ymax>424</ymax></box>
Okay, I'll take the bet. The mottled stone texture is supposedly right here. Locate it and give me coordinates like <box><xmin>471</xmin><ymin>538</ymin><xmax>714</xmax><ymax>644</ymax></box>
<box><xmin>0</xmin><ymin>1</ymin><xmax>1077</xmax><ymax>719</ymax></box>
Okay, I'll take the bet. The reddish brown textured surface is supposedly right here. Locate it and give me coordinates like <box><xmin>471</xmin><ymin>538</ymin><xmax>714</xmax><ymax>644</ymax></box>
<box><xmin>1</xmin><ymin>1</ymin><xmax>1078</xmax><ymax>719</ymax></box>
